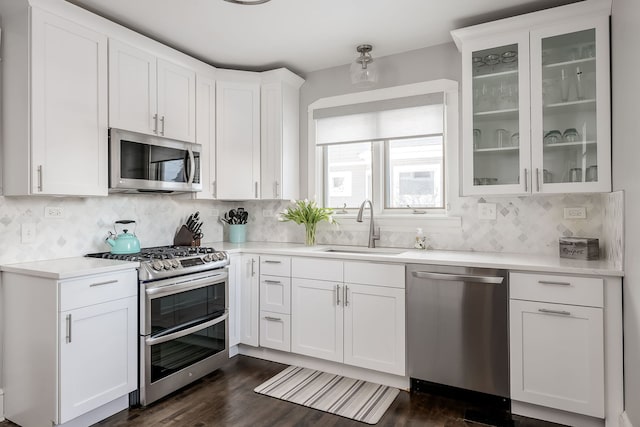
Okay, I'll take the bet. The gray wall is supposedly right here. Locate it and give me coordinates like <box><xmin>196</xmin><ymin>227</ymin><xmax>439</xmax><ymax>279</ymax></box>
<box><xmin>299</xmin><ymin>43</ymin><xmax>462</xmax><ymax>197</ymax></box>
<box><xmin>611</xmin><ymin>0</ymin><xmax>640</xmax><ymax>423</ymax></box>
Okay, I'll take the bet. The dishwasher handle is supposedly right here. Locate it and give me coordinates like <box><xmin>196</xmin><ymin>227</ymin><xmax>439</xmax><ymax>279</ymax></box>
<box><xmin>411</xmin><ymin>271</ymin><xmax>504</xmax><ymax>284</ymax></box>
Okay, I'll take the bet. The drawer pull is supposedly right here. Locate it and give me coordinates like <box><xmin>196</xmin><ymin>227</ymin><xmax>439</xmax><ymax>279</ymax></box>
<box><xmin>263</xmin><ymin>260</ymin><xmax>282</xmax><ymax>264</ymax></box>
<box><xmin>538</xmin><ymin>308</ymin><xmax>571</xmax><ymax>316</ymax></box>
<box><xmin>90</xmin><ymin>279</ymin><xmax>118</xmax><ymax>287</ymax></box>
<box><xmin>264</xmin><ymin>280</ymin><xmax>281</xmax><ymax>284</ymax></box>
<box><xmin>264</xmin><ymin>316</ymin><xmax>282</xmax><ymax>322</ymax></box>
<box><xmin>336</xmin><ymin>284</ymin><xmax>341</xmax><ymax>306</ymax></box>
<box><xmin>538</xmin><ymin>280</ymin><xmax>571</xmax><ymax>287</ymax></box>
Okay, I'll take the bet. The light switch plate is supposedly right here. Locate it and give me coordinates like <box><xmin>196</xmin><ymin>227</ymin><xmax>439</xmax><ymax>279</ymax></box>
<box><xmin>44</xmin><ymin>206</ymin><xmax>64</xmax><ymax>218</ymax></box>
<box><xmin>478</xmin><ymin>203</ymin><xmax>497</xmax><ymax>220</ymax></box>
<box><xmin>564</xmin><ymin>207</ymin><xmax>587</xmax><ymax>219</ymax></box>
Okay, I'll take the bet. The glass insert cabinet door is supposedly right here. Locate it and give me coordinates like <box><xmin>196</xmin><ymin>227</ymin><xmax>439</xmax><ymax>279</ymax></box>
<box><xmin>462</xmin><ymin>35</ymin><xmax>531</xmax><ymax>195</ymax></box>
<box><xmin>530</xmin><ymin>17</ymin><xmax>610</xmax><ymax>193</ymax></box>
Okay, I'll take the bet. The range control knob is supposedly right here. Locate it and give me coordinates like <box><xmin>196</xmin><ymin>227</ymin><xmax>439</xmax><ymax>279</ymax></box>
<box><xmin>211</xmin><ymin>253</ymin><xmax>219</xmax><ymax>261</ymax></box>
<box><xmin>216</xmin><ymin>252</ymin><xmax>226</xmax><ymax>260</ymax></box>
<box><xmin>152</xmin><ymin>260</ymin><xmax>163</xmax><ymax>271</ymax></box>
<box><xmin>162</xmin><ymin>260</ymin><xmax>172</xmax><ymax>270</ymax></box>
<box><xmin>203</xmin><ymin>254</ymin><xmax>212</xmax><ymax>262</ymax></box>
<box><xmin>170</xmin><ymin>259</ymin><xmax>180</xmax><ymax>268</ymax></box>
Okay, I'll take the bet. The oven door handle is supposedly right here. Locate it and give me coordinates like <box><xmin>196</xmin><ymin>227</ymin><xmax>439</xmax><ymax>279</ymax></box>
<box><xmin>146</xmin><ymin>272</ymin><xmax>227</xmax><ymax>299</ymax></box>
<box><xmin>145</xmin><ymin>313</ymin><xmax>228</xmax><ymax>346</ymax></box>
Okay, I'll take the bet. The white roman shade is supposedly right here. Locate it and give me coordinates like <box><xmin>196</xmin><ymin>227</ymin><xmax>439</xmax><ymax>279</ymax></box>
<box><xmin>314</xmin><ymin>93</ymin><xmax>444</xmax><ymax>145</ymax></box>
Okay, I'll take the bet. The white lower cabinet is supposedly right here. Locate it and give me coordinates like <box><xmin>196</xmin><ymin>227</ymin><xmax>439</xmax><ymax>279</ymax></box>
<box><xmin>240</xmin><ymin>254</ymin><xmax>260</xmax><ymax>346</ymax></box>
<box><xmin>290</xmin><ymin>259</ymin><xmax>406</xmax><ymax>376</ymax></box>
<box><xmin>509</xmin><ymin>272</ymin><xmax>605</xmax><ymax>418</ymax></box>
<box><xmin>291</xmin><ymin>278</ymin><xmax>344</xmax><ymax>362</ymax></box>
<box><xmin>343</xmin><ymin>283</ymin><xmax>405</xmax><ymax>376</ymax></box>
<box><xmin>228</xmin><ymin>254</ymin><xmax>242</xmax><ymax>348</ymax></box>
<box><xmin>3</xmin><ymin>268</ymin><xmax>138</xmax><ymax>427</ymax></box>
<box><xmin>59</xmin><ymin>296</ymin><xmax>137</xmax><ymax>422</ymax></box>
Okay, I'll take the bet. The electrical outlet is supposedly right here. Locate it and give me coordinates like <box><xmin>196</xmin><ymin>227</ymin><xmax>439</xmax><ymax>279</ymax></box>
<box><xmin>21</xmin><ymin>223</ymin><xmax>36</xmax><ymax>243</ymax></box>
<box><xmin>263</xmin><ymin>209</ymin><xmax>274</xmax><ymax>218</ymax></box>
<box><xmin>564</xmin><ymin>207</ymin><xmax>587</xmax><ymax>219</ymax></box>
<box><xmin>478</xmin><ymin>203</ymin><xmax>497</xmax><ymax>220</ymax></box>
<box><xmin>45</xmin><ymin>206</ymin><xmax>64</xmax><ymax>218</ymax></box>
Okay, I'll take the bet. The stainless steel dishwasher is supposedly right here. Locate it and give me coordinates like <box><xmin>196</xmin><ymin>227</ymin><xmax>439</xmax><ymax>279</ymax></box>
<box><xmin>407</xmin><ymin>264</ymin><xmax>509</xmax><ymax>398</ymax></box>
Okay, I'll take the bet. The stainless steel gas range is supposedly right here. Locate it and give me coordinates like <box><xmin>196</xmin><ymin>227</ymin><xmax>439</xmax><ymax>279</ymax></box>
<box><xmin>88</xmin><ymin>246</ymin><xmax>230</xmax><ymax>406</ymax></box>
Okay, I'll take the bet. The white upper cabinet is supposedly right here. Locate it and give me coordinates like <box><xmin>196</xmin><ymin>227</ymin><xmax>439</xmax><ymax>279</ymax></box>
<box><xmin>195</xmin><ymin>73</ymin><xmax>217</xmax><ymax>199</ymax></box>
<box><xmin>1</xmin><ymin>4</ymin><xmax>108</xmax><ymax>196</ymax></box>
<box><xmin>109</xmin><ymin>39</ymin><xmax>196</xmax><ymax>142</ymax></box>
<box><xmin>216</xmin><ymin>70</ymin><xmax>261</xmax><ymax>200</ymax></box>
<box><xmin>452</xmin><ymin>1</ymin><xmax>611</xmax><ymax>195</ymax></box>
<box><xmin>261</xmin><ymin>69</ymin><xmax>304</xmax><ymax>200</ymax></box>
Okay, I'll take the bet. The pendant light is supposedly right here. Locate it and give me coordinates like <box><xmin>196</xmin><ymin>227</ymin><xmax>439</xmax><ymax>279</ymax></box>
<box><xmin>223</xmin><ymin>0</ymin><xmax>272</xmax><ymax>5</ymax></box>
<box><xmin>350</xmin><ymin>44</ymin><xmax>378</xmax><ymax>88</ymax></box>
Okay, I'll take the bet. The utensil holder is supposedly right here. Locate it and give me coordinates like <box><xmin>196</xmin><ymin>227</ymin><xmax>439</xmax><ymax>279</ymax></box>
<box><xmin>228</xmin><ymin>224</ymin><xmax>247</xmax><ymax>243</ymax></box>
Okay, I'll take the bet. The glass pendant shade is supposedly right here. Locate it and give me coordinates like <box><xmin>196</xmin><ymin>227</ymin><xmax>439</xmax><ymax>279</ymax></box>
<box><xmin>350</xmin><ymin>44</ymin><xmax>378</xmax><ymax>88</ymax></box>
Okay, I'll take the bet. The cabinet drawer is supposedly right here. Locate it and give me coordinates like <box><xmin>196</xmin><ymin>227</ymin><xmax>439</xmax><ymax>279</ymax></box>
<box><xmin>292</xmin><ymin>257</ymin><xmax>343</xmax><ymax>282</ymax></box>
<box><xmin>60</xmin><ymin>270</ymin><xmax>137</xmax><ymax>311</ymax></box>
<box><xmin>510</xmin><ymin>272</ymin><xmax>603</xmax><ymax>308</ymax></box>
<box><xmin>345</xmin><ymin>262</ymin><xmax>405</xmax><ymax>288</ymax></box>
<box><xmin>260</xmin><ymin>275</ymin><xmax>291</xmax><ymax>314</ymax></box>
<box><xmin>260</xmin><ymin>256</ymin><xmax>291</xmax><ymax>276</ymax></box>
<box><xmin>260</xmin><ymin>311</ymin><xmax>291</xmax><ymax>352</ymax></box>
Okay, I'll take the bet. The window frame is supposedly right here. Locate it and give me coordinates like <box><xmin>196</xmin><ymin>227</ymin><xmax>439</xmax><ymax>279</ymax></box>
<box><xmin>307</xmin><ymin>80</ymin><xmax>459</xmax><ymax>225</ymax></box>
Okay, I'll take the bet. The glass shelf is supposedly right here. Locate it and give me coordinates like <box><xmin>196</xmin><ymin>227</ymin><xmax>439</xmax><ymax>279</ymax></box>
<box><xmin>544</xmin><ymin>99</ymin><xmax>596</xmax><ymax>114</ymax></box>
<box><xmin>473</xmin><ymin>108</ymin><xmax>519</xmax><ymax>121</ymax></box>
<box><xmin>543</xmin><ymin>140</ymin><xmax>596</xmax><ymax>149</ymax></box>
<box><xmin>543</xmin><ymin>57</ymin><xmax>596</xmax><ymax>69</ymax></box>
<box><xmin>473</xmin><ymin>70</ymin><xmax>519</xmax><ymax>80</ymax></box>
<box><xmin>474</xmin><ymin>146</ymin><xmax>519</xmax><ymax>153</ymax></box>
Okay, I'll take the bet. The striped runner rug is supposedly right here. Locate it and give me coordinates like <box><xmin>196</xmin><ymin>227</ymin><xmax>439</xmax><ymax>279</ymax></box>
<box><xmin>254</xmin><ymin>366</ymin><xmax>399</xmax><ymax>424</ymax></box>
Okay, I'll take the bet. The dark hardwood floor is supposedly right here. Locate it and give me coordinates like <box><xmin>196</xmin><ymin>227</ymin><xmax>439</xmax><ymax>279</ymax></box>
<box><xmin>1</xmin><ymin>355</ymin><xmax>564</xmax><ymax>426</ymax></box>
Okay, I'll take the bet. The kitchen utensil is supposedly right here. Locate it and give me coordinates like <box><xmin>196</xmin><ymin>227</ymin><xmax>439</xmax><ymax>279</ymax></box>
<box><xmin>483</xmin><ymin>53</ymin><xmax>500</xmax><ymax>65</ymax></box>
<box><xmin>501</xmin><ymin>50</ymin><xmax>517</xmax><ymax>63</ymax></box>
<box><xmin>544</xmin><ymin>130</ymin><xmax>562</xmax><ymax>144</ymax></box>
<box><xmin>105</xmin><ymin>220</ymin><xmax>141</xmax><ymax>254</ymax></box>
<box><xmin>510</xmin><ymin>132</ymin><xmax>520</xmax><ymax>147</ymax></box>
<box><xmin>575</xmin><ymin>66</ymin><xmax>584</xmax><ymax>100</ymax></box>
<box><xmin>563</xmin><ymin>128</ymin><xmax>579</xmax><ymax>142</ymax></box>
<box><xmin>543</xmin><ymin>169</ymin><xmax>553</xmax><ymax>183</ymax></box>
<box><xmin>586</xmin><ymin>165</ymin><xmax>598</xmax><ymax>182</ymax></box>
<box><xmin>560</xmin><ymin>68</ymin><xmax>570</xmax><ymax>102</ymax></box>
<box><xmin>569</xmin><ymin>167</ymin><xmax>583</xmax><ymax>182</ymax></box>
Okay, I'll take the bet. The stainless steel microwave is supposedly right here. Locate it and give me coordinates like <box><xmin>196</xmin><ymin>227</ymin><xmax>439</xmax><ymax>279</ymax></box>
<box><xmin>109</xmin><ymin>128</ymin><xmax>202</xmax><ymax>193</ymax></box>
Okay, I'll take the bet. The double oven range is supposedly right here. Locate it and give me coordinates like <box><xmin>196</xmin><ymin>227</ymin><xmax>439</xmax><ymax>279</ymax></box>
<box><xmin>88</xmin><ymin>246</ymin><xmax>229</xmax><ymax>406</ymax></box>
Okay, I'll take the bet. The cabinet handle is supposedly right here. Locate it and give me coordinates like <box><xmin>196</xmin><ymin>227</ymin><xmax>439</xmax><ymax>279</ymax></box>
<box><xmin>538</xmin><ymin>308</ymin><xmax>571</xmax><ymax>316</ymax></box>
<box><xmin>263</xmin><ymin>260</ymin><xmax>281</xmax><ymax>264</ymax></box>
<box><xmin>538</xmin><ymin>280</ymin><xmax>571</xmax><ymax>287</ymax></box>
<box><xmin>344</xmin><ymin>285</ymin><xmax>349</xmax><ymax>307</ymax></box>
<box><xmin>66</xmin><ymin>314</ymin><xmax>72</xmax><ymax>343</ymax></box>
<box><xmin>264</xmin><ymin>316</ymin><xmax>282</xmax><ymax>322</ymax></box>
<box><xmin>153</xmin><ymin>114</ymin><xmax>158</xmax><ymax>134</ymax></box>
<box><xmin>90</xmin><ymin>279</ymin><xmax>118</xmax><ymax>287</ymax></box>
<box><xmin>336</xmin><ymin>284</ymin><xmax>341</xmax><ymax>306</ymax></box>
<box><xmin>264</xmin><ymin>280</ymin><xmax>281</xmax><ymax>284</ymax></box>
<box><xmin>251</xmin><ymin>258</ymin><xmax>256</xmax><ymax>277</ymax></box>
<box><xmin>524</xmin><ymin>168</ymin><xmax>528</xmax><ymax>192</ymax></box>
<box><xmin>37</xmin><ymin>165</ymin><xmax>43</xmax><ymax>192</ymax></box>
<box><xmin>536</xmin><ymin>168</ymin><xmax>540</xmax><ymax>192</ymax></box>
<box><xmin>275</xmin><ymin>181</ymin><xmax>279</xmax><ymax>198</ymax></box>
<box><xmin>160</xmin><ymin>116</ymin><xmax>166</xmax><ymax>136</ymax></box>
<box><xmin>255</xmin><ymin>182</ymin><xmax>259</xmax><ymax>198</ymax></box>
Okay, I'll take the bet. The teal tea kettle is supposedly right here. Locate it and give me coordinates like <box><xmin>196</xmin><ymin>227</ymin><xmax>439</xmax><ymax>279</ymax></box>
<box><xmin>105</xmin><ymin>220</ymin><xmax>141</xmax><ymax>254</ymax></box>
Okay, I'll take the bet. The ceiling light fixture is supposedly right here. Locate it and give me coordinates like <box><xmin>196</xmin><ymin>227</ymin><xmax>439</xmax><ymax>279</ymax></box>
<box><xmin>223</xmin><ymin>0</ymin><xmax>272</xmax><ymax>5</ymax></box>
<box><xmin>350</xmin><ymin>44</ymin><xmax>378</xmax><ymax>88</ymax></box>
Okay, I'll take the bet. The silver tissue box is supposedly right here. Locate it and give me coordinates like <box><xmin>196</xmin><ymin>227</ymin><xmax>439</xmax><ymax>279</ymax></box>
<box><xmin>559</xmin><ymin>237</ymin><xmax>599</xmax><ymax>260</ymax></box>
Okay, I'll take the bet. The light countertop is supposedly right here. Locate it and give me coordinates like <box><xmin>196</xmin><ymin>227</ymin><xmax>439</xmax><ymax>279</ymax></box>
<box><xmin>0</xmin><ymin>257</ymin><xmax>140</xmax><ymax>280</ymax></box>
<box><xmin>205</xmin><ymin>241</ymin><xmax>624</xmax><ymax>277</ymax></box>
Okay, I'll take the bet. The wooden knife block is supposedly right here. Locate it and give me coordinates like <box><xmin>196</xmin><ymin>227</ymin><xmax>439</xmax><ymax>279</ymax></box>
<box><xmin>174</xmin><ymin>225</ymin><xmax>197</xmax><ymax>246</ymax></box>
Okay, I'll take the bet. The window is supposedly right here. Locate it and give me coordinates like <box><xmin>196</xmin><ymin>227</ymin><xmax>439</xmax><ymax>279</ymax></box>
<box><xmin>310</xmin><ymin>80</ymin><xmax>457</xmax><ymax>217</ymax></box>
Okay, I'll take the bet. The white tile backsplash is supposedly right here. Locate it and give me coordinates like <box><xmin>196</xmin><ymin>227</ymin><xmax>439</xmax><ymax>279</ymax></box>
<box><xmin>0</xmin><ymin>192</ymin><xmax>623</xmax><ymax>266</ymax></box>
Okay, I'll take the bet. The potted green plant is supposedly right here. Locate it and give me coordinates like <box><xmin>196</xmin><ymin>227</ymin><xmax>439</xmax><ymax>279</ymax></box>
<box><xmin>278</xmin><ymin>199</ymin><xmax>337</xmax><ymax>246</ymax></box>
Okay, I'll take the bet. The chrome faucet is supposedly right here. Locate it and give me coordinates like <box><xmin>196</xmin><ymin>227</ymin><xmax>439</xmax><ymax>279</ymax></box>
<box><xmin>356</xmin><ymin>199</ymin><xmax>380</xmax><ymax>248</ymax></box>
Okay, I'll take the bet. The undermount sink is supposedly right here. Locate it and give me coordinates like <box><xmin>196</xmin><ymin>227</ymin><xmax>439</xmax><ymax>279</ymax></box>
<box><xmin>317</xmin><ymin>247</ymin><xmax>406</xmax><ymax>255</ymax></box>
